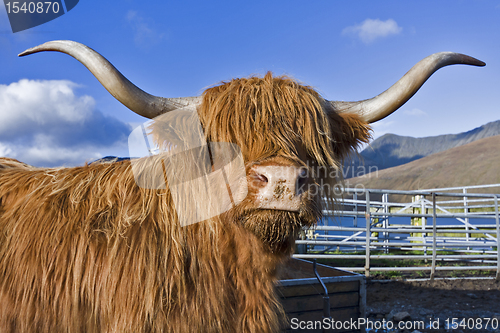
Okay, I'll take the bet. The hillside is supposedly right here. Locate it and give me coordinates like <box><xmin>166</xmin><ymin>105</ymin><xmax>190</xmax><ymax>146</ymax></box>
<box><xmin>348</xmin><ymin>120</ymin><xmax>500</xmax><ymax>171</ymax></box>
<box><xmin>346</xmin><ymin>134</ymin><xmax>500</xmax><ymax>192</ymax></box>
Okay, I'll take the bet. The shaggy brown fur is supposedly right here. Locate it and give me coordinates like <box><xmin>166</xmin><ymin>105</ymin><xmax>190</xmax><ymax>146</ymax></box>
<box><xmin>200</xmin><ymin>72</ymin><xmax>370</xmax><ymax>166</ymax></box>
<box><xmin>0</xmin><ymin>73</ymin><xmax>371</xmax><ymax>332</ymax></box>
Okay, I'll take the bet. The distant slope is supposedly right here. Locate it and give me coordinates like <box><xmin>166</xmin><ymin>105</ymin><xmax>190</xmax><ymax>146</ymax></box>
<box><xmin>91</xmin><ymin>156</ymin><xmax>130</xmax><ymax>164</ymax></box>
<box><xmin>347</xmin><ymin>134</ymin><xmax>500</xmax><ymax>191</ymax></box>
<box><xmin>349</xmin><ymin>120</ymin><xmax>500</xmax><ymax>171</ymax></box>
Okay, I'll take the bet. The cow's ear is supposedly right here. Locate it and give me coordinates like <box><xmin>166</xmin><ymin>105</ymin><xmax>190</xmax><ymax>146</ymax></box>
<box><xmin>329</xmin><ymin>112</ymin><xmax>372</xmax><ymax>160</ymax></box>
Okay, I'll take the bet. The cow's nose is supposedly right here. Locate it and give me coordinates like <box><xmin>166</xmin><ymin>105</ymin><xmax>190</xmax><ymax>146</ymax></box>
<box><xmin>249</xmin><ymin>165</ymin><xmax>310</xmax><ymax>211</ymax></box>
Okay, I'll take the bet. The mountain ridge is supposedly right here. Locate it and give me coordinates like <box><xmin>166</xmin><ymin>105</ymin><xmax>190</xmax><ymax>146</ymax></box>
<box><xmin>349</xmin><ymin>119</ymin><xmax>500</xmax><ymax>172</ymax></box>
<box><xmin>347</xmin><ymin>134</ymin><xmax>500</xmax><ymax>192</ymax></box>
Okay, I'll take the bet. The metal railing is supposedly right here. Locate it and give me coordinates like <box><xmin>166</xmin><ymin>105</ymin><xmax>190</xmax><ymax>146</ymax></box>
<box><xmin>294</xmin><ymin>185</ymin><xmax>500</xmax><ymax>280</ymax></box>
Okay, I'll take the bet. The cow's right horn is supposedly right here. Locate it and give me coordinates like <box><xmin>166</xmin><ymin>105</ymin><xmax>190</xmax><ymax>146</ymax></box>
<box><xmin>19</xmin><ymin>40</ymin><xmax>201</xmax><ymax>119</ymax></box>
<box><xmin>328</xmin><ymin>52</ymin><xmax>485</xmax><ymax>123</ymax></box>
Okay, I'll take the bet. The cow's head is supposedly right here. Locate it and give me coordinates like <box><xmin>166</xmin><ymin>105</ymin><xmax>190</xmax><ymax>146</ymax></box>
<box><xmin>19</xmin><ymin>41</ymin><xmax>485</xmax><ymax>253</ymax></box>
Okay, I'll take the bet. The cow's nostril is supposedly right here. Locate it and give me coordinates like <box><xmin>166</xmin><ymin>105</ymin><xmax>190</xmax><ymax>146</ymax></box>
<box><xmin>250</xmin><ymin>172</ymin><xmax>269</xmax><ymax>188</ymax></box>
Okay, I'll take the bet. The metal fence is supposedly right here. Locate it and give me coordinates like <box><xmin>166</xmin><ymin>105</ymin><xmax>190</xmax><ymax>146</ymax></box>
<box><xmin>293</xmin><ymin>184</ymin><xmax>500</xmax><ymax>280</ymax></box>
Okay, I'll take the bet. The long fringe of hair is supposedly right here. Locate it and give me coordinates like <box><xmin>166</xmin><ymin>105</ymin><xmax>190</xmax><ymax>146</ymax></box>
<box><xmin>199</xmin><ymin>72</ymin><xmax>371</xmax><ymax>208</ymax></box>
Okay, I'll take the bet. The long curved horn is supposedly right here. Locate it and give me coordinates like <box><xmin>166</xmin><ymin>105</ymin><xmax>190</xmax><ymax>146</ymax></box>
<box><xmin>19</xmin><ymin>40</ymin><xmax>201</xmax><ymax>119</ymax></box>
<box><xmin>329</xmin><ymin>52</ymin><xmax>485</xmax><ymax>123</ymax></box>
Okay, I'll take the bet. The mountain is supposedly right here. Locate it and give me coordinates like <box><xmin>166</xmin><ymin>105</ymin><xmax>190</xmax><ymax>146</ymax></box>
<box><xmin>347</xmin><ymin>120</ymin><xmax>500</xmax><ymax>173</ymax></box>
<box><xmin>91</xmin><ymin>156</ymin><xmax>130</xmax><ymax>164</ymax></box>
<box><xmin>346</xmin><ymin>134</ymin><xmax>500</xmax><ymax>192</ymax></box>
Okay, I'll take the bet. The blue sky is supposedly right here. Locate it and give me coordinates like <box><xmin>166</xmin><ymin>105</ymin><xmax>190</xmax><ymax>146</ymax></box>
<box><xmin>0</xmin><ymin>1</ymin><xmax>498</xmax><ymax>166</ymax></box>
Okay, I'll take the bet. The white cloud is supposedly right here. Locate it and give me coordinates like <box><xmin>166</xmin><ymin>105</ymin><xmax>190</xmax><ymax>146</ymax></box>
<box><xmin>15</xmin><ymin>143</ymin><xmax>104</xmax><ymax>166</ymax></box>
<box><xmin>0</xmin><ymin>79</ymin><xmax>132</xmax><ymax>167</ymax></box>
<box><xmin>403</xmin><ymin>108</ymin><xmax>427</xmax><ymax>116</ymax></box>
<box><xmin>0</xmin><ymin>79</ymin><xmax>91</xmax><ymax>133</ymax></box>
<box><xmin>342</xmin><ymin>19</ymin><xmax>402</xmax><ymax>44</ymax></box>
<box><xmin>126</xmin><ymin>10</ymin><xmax>166</xmax><ymax>48</ymax></box>
<box><xmin>0</xmin><ymin>142</ymin><xmax>12</xmax><ymax>156</ymax></box>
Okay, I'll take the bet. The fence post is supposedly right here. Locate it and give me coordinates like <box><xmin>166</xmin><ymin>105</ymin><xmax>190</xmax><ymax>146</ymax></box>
<box><xmin>411</xmin><ymin>195</ymin><xmax>419</xmax><ymax>226</ymax></box>
<box><xmin>464</xmin><ymin>188</ymin><xmax>470</xmax><ymax>250</ymax></box>
<box><xmin>382</xmin><ymin>193</ymin><xmax>389</xmax><ymax>254</ymax></box>
<box><xmin>421</xmin><ymin>196</ymin><xmax>427</xmax><ymax>263</ymax></box>
<box><xmin>354</xmin><ymin>192</ymin><xmax>358</xmax><ymax>252</ymax></box>
<box><xmin>431</xmin><ymin>192</ymin><xmax>437</xmax><ymax>281</ymax></box>
<box><xmin>353</xmin><ymin>192</ymin><xmax>358</xmax><ymax>228</ymax></box>
<box><xmin>365</xmin><ymin>191</ymin><xmax>371</xmax><ymax>278</ymax></box>
<box><xmin>495</xmin><ymin>195</ymin><xmax>500</xmax><ymax>281</ymax></box>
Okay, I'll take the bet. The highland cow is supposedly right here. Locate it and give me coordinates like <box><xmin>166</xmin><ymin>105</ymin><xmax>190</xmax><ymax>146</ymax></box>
<box><xmin>0</xmin><ymin>41</ymin><xmax>485</xmax><ymax>332</ymax></box>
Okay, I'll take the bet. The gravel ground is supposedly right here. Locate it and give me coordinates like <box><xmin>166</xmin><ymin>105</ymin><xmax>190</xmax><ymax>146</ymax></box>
<box><xmin>366</xmin><ymin>277</ymin><xmax>500</xmax><ymax>332</ymax></box>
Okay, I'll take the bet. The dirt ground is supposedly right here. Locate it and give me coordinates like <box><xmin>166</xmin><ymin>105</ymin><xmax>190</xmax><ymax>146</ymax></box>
<box><xmin>366</xmin><ymin>277</ymin><xmax>500</xmax><ymax>332</ymax></box>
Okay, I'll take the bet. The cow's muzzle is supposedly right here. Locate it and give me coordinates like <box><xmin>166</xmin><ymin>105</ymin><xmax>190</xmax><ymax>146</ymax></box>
<box><xmin>249</xmin><ymin>165</ymin><xmax>310</xmax><ymax>211</ymax></box>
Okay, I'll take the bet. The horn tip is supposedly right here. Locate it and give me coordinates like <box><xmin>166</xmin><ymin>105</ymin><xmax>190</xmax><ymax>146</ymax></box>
<box><xmin>18</xmin><ymin>40</ymin><xmax>76</xmax><ymax>57</ymax></box>
<box><xmin>18</xmin><ymin>47</ymin><xmax>36</xmax><ymax>57</ymax></box>
<box><xmin>434</xmin><ymin>52</ymin><xmax>486</xmax><ymax>68</ymax></box>
<box><xmin>458</xmin><ymin>53</ymin><xmax>486</xmax><ymax>67</ymax></box>
<box><xmin>18</xmin><ymin>43</ymin><xmax>49</xmax><ymax>57</ymax></box>
<box><xmin>467</xmin><ymin>56</ymin><xmax>486</xmax><ymax>67</ymax></box>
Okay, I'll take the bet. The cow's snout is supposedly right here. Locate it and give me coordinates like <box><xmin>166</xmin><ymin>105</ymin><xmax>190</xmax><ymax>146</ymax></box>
<box><xmin>249</xmin><ymin>165</ymin><xmax>310</xmax><ymax>211</ymax></box>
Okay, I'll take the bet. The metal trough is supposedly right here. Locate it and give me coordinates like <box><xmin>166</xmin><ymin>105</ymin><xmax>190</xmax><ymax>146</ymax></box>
<box><xmin>276</xmin><ymin>258</ymin><xmax>366</xmax><ymax>333</ymax></box>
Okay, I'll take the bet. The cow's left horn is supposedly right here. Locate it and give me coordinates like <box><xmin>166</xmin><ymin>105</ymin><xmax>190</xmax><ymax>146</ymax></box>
<box><xmin>328</xmin><ymin>52</ymin><xmax>485</xmax><ymax>123</ymax></box>
<box><xmin>19</xmin><ymin>40</ymin><xmax>201</xmax><ymax>119</ymax></box>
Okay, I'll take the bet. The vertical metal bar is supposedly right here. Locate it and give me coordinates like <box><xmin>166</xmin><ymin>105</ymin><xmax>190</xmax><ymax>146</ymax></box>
<box><xmin>421</xmin><ymin>195</ymin><xmax>427</xmax><ymax>227</ymax></box>
<box><xmin>464</xmin><ymin>188</ymin><xmax>470</xmax><ymax>250</ymax></box>
<box><xmin>354</xmin><ymin>191</ymin><xmax>358</xmax><ymax>252</ymax></box>
<box><xmin>313</xmin><ymin>259</ymin><xmax>330</xmax><ymax>333</ymax></box>
<box><xmin>353</xmin><ymin>192</ymin><xmax>358</xmax><ymax>228</ymax></box>
<box><xmin>422</xmin><ymin>196</ymin><xmax>427</xmax><ymax>263</ymax></box>
<box><xmin>431</xmin><ymin>192</ymin><xmax>437</xmax><ymax>280</ymax></box>
<box><xmin>359</xmin><ymin>276</ymin><xmax>367</xmax><ymax>332</ymax></box>
<box><xmin>411</xmin><ymin>195</ymin><xmax>417</xmax><ymax>228</ymax></box>
<box><xmin>365</xmin><ymin>191</ymin><xmax>371</xmax><ymax>278</ymax></box>
<box><xmin>495</xmin><ymin>195</ymin><xmax>500</xmax><ymax>281</ymax></box>
<box><xmin>382</xmin><ymin>193</ymin><xmax>389</xmax><ymax>254</ymax></box>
